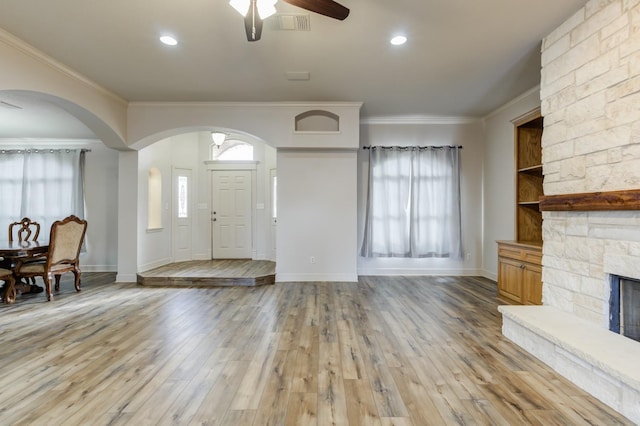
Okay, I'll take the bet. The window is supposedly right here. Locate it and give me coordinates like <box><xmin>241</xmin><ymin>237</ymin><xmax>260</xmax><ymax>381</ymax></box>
<box><xmin>361</xmin><ymin>146</ymin><xmax>462</xmax><ymax>258</ymax></box>
<box><xmin>178</xmin><ymin>176</ymin><xmax>188</xmax><ymax>218</ymax></box>
<box><xmin>0</xmin><ymin>148</ymin><xmax>86</xmax><ymax>236</ymax></box>
<box><xmin>211</xmin><ymin>140</ymin><xmax>254</xmax><ymax>161</ymax></box>
<box><xmin>148</xmin><ymin>167</ymin><xmax>162</xmax><ymax>229</ymax></box>
<box><xmin>272</xmin><ymin>175</ymin><xmax>277</xmax><ymax>220</ymax></box>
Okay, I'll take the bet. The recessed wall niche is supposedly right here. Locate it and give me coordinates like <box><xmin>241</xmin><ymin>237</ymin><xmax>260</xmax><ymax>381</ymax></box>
<box><xmin>294</xmin><ymin>110</ymin><xmax>340</xmax><ymax>132</ymax></box>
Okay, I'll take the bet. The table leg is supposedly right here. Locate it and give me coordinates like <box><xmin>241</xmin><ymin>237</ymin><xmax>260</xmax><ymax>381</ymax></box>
<box><xmin>3</xmin><ymin>280</ymin><xmax>16</xmax><ymax>304</ymax></box>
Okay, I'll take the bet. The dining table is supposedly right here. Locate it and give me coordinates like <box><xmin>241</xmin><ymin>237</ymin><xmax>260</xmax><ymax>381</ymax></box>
<box><xmin>0</xmin><ymin>239</ymin><xmax>49</xmax><ymax>304</ymax></box>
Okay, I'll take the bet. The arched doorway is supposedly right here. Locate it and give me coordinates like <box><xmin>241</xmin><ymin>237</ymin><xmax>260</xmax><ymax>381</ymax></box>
<box><xmin>137</xmin><ymin>129</ymin><xmax>277</xmax><ymax>270</ymax></box>
<box><xmin>0</xmin><ymin>90</ymin><xmax>126</xmax><ymax>276</ymax></box>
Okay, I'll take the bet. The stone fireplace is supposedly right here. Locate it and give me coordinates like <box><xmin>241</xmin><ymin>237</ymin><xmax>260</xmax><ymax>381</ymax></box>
<box><xmin>499</xmin><ymin>0</ymin><xmax>640</xmax><ymax>423</ymax></box>
<box><xmin>543</xmin><ymin>209</ymin><xmax>640</xmax><ymax>327</ymax></box>
<box><xmin>501</xmin><ymin>208</ymin><xmax>640</xmax><ymax>423</ymax></box>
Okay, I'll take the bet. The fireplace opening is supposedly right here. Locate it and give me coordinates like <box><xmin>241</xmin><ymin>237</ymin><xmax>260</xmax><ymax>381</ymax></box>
<box><xmin>610</xmin><ymin>275</ymin><xmax>640</xmax><ymax>342</ymax></box>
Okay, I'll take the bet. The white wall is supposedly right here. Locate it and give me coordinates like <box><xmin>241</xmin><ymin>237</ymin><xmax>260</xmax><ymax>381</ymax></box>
<box><xmin>83</xmin><ymin>141</ymin><xmax>119</xmax><ymax>271</ymax></box>
<box><xmin>127</xmin><ymin>102</ymin><xmax>361</xmax><ymax>150</ymax></box>
<box><xmin>137</xmin><ymin>138</ymin><xmax>174</xmax><ymax>271</ymax></box>
<box><xmin>137</xmin><ymin>133</ymin><xmax>202</xmax><ymax>271</ymax></box>
<box><xmin>357</xmin><ymin>120</ymin><xmax>485</xmax><ymax>275</ymax></box>
<box><xmin>277</xmin><ymin>149</ymin><xmax>358</xmax><ymax>281</ymax></box>
<box><xmin>482</xmin><ymin>89</ymin><xmax>541</xmax><ymax>279</ymax></box>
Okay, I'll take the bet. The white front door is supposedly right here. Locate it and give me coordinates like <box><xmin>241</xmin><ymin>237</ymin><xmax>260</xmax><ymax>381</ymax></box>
<box><xmin>212</xmin><ymin>170</ymin><xmax>252</xmax><ymax>259</ymax></box>
<box><xmin>172</xmin><ymin>167</ymin><xmax>192</xmax><ymax>262</ymax></box>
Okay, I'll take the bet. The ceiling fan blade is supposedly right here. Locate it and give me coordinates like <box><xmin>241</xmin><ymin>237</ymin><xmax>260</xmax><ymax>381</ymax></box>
<box><xmin>244</xmin><ymin>3</ymin><xmax>264</xmax><ymax>41</ymax></box>
<box><xmin>282</xmin><ymin>0</ymin><xmax>350</xmax><ymax>20</ymax></box>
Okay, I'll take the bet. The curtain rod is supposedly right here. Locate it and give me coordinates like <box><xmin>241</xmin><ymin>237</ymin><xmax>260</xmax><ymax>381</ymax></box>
<box><xmin>362</xmin><ymin>145</ymin><xmax>462</xmax><ymax>150</ymax></box>
<box><xmin>0</xmin><ymin>148</ymin><xmax>91</xmax><ymax>154</ymax></box>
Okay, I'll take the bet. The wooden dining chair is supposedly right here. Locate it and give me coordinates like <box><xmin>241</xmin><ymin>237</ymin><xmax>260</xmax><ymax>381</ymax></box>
<box><xmin>15</xmin><ymin>215</ymin><xmax>87</xmax><ymax>302</ymax></box>
<box><xmin>6</xmin><ymin>217</ymin><xmax>42</xmax><ymax>286</ymax></box>
<box><xmin>0</xmin><ymin>268</ymin><xmax>15</xmax><ymax>304</ymax></box>
<box><xmin>9</xmin><ymin>217</ymin><xmax>40</xmax><ymax>243</ymax></box>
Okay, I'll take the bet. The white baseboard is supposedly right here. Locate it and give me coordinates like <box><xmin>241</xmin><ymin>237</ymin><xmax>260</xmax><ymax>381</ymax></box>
<box><xmin>81</xmin><ymin>265</ymin><xmax>117</xmax><ymax>272</ymax></box>
<box><xmin>276</xmin><ymin>273</ymin><xmax>358</xmax><ymax>282</ymax></box>
<box><xmin>115</xmin><ymin>273</ymin><xmax>137</xmax><ymax>283</ymax></box>
<box><xmin>481</xmin><ymin>269</ymin><xmax>497</xmax><ymax>281</ymax></box>
<box><xmin>357</xmin><ymin>267</ymin><xmax>483</xmax><ymax>276</ymax></box>
<box><xmin>138</xmin><ymin>257</ymin><xmax>172</xmax><ymax>273</ymax></box>
<box><xmin>193</xmin><ymin>253</ymin><xmax>211</xmax><ymax>261</ymax></box>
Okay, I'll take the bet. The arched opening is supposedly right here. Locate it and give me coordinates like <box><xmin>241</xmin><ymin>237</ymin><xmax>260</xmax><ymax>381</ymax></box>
<box><xmin>0</xmin><ymin>90</ymin><xmax>127</xmax><ymax>150</ymax></box>
<box><xmin>294</xmin><ymin>109</ymin><xmax>340</xmax><ymax>132</ymax></box>
<box><xmin>0</xmin><ymin>89</ymin><xmax>124</xmax><ymax>278</ymax></box>
<box><xmin>137</xmin><ymin>129</ymin><xmax>277</xmax><ymax>277</ymax></box>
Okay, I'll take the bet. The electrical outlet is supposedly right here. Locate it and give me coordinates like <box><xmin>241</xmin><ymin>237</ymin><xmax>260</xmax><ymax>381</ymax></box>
<box><xmin>466</xmin><ymin>253</ymin><xmax>471</xmax><ymax>261</ymax></box>
<box><xmin>309</xmin><ymin>256</ymin><xmax>316</xmax><ymax>264</ymax></box>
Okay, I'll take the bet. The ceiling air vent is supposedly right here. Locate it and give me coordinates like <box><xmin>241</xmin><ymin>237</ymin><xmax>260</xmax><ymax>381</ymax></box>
<box><xmin>269</xmin><ymin>13</ymin><xmax>310</xmax><ymax>31</ymax></box>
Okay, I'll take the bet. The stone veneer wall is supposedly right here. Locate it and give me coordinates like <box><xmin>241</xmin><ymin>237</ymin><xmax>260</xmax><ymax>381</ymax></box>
<box><xmin>540</xmin><ymin>0</ymin><xmax>640</xmax><ymax>326</ymax></box>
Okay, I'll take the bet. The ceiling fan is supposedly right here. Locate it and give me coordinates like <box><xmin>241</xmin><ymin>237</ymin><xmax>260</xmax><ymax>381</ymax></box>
<box><xmin>229</xmin><ymin>0</ymin><xmax>350</xmax><ymax>42</ymax></box>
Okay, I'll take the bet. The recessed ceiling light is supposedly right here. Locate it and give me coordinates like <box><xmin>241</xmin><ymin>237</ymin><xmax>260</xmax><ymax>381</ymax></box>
<box><xmin>390</xmin><ymin>35</ymin><xmax>407</xmax><ymax>46</ymax></box>
<box><xmin>160</xmin><ymin>35</ymin><xmax>178</xmax><ymax>46</ymax></box>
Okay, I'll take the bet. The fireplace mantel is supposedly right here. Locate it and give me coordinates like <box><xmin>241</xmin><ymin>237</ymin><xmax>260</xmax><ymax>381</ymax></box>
<box><xmin>540</xmin><ymin>189</ymin><xmax>640</xmax><ymax>211</ymax></box>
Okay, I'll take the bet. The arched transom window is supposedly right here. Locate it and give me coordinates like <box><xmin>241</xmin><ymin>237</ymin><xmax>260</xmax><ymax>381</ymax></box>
<box><xmin>211</xmin><ymin>140</ymin><xmax>254</xmax><ymax>161</ymax></box>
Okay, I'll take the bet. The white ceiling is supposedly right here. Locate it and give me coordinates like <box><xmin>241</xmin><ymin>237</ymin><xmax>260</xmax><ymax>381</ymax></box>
<box><xmin>0</xmin><ymin>0</ymin><xmax>588</xmax><ymax>139</ymax></box>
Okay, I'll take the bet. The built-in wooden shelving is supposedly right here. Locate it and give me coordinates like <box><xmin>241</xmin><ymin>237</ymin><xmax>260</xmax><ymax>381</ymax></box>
<box><xmin>498</xmin><ymin>107</ymin><xmax>544</xmax><ymax>306</ymax></box>
<box><xmin>514</xmin><ymin>109</ymin><xmax>543</xmax><ymax>243</ymax></box>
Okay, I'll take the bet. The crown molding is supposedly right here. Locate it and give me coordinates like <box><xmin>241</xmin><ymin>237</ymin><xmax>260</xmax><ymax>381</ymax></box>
<box><xmin>482</xmin><ymin>85</ymin><xmax>541</xmax><ymax>121</ymax></box>
<box><xmin>360</xmin><ymin>115</ymin><xmax>480</xmax><ymax>125</ymax></box>
<box><xmin>0</xmin><ymin>28</ymin><xmax>127</xmax><ymax>106</ymax></box>
<box><xmin>129</xmin><ymin>101</ymin><xmax>364</xmax><ymax>109</ymax></box>
<box><xmin>0</xmin><ymin>138</ymin><xmax>101</xmax><ymax>146</ymax></box>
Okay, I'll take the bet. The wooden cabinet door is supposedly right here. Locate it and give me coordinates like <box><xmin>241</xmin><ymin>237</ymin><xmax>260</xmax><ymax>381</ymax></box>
<box><xmin>498</xmin><ymin>257</ymin><xmax>523</xmax><ymax>304</ymax></box>
<box><xmin>523</xmin><ymin>263</ymin><xmax>542</xmax><ymax>305</ymax></box>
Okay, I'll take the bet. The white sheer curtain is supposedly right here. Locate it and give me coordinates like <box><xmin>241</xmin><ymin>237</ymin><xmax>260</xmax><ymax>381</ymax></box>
<box><xmin>0</xmin><ymin>149</ymin><xmax>86</xmax><ymax>238</ymax></box>
<box><xmin>361</xmin><ymin>146</ymin><xmax>462</xmax><ymax>258</ymax></box>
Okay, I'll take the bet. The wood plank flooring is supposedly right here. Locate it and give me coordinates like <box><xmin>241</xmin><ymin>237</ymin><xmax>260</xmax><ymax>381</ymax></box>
<box><xmin>0</xmin><ymin>273</ymin><xmax>632</xmax><ymax>425</ymax></box>
<box><xmin>137</xmin><ymin>260</ymin><xmax>276</xmax><ymax>287</ymax></box>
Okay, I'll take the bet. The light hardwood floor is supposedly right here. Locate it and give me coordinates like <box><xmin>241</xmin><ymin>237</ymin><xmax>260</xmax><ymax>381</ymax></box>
<box><xmin>0</xmin><ymin>273</ymin><xmax>632</xmax><ymax>425</ymax></box>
